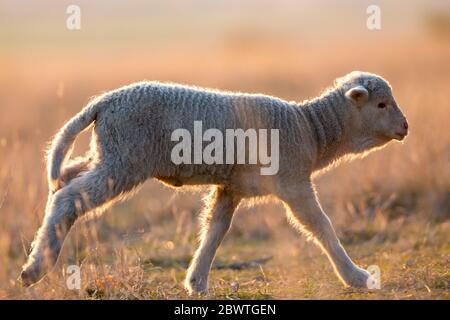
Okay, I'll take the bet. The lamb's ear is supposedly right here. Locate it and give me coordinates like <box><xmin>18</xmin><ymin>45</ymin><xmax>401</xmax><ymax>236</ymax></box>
<box><xmin>345</xmin><ymin>86</ymin><xmax>369</xmax><ymax>106</ymax></box>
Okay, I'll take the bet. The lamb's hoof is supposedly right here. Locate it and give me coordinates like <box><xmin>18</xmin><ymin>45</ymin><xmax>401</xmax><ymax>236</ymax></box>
<box><xmin>344</xmin><ymin>268</ymin><xmax>371</xmax><ymax>288</ymax></box>
<box><xmin>184</xmin><ymin>277</ymin><xmax>208</xmax><ymax>296</ymax></box>
<box><xmin>20</xmin><ymin>257</ymin><xmax>48</xmax><ymax>287</ymax></box>
<box><xmin>20</xmin><ymin>266</ymin><xmax>42</xmax><ymax>287</ymax></box>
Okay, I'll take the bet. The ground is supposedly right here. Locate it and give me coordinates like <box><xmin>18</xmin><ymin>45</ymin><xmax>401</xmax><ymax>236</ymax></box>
<box><xmin>3</xmin><ymin>189</ymin><xmax>449</xmax><ymax>299</ymax></box>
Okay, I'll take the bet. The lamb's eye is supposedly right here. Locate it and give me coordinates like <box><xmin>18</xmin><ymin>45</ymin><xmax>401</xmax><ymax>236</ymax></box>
<box><xmin>378</xmin><ymin>103</ymin><xmax>386</xmax><ymax>109</ymax></box>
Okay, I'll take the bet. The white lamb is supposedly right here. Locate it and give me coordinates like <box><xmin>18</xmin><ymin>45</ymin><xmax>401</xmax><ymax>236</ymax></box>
<box><xmin>21</xmin><ymin>71</ymin><xmax>408</xmax><ymax>294</ymax></box>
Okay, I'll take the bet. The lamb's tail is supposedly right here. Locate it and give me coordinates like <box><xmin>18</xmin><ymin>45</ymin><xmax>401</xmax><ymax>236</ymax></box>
<box><xmin>47</xmin><ymin>98</ymin><xmax>101</xmax><ymax>193</ymax></box>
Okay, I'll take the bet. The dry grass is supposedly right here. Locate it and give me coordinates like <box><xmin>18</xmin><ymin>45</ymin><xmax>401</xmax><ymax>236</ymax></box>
<box><xmin>0</xmin><ymin>10</ymin><xmax>449</xmax><ymax>299</ymax></box>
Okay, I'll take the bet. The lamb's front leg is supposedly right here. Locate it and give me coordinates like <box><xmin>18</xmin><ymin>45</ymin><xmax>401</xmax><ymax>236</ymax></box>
<box><xmin>185</xmin><ymin>186</ymin><xmax>240</xmax><ymax>295</ymax></box>
<box><xmin>279</xmin><ymin>182</ymin><xmax>370</xmax><ymax>288</ymax></box>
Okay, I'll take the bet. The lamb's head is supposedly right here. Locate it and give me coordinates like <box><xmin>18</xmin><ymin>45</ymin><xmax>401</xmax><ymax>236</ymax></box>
<box><xmin>337</xmin><ymin>71</ymin><xmax>408</xmax><ymax>150</ymax></box>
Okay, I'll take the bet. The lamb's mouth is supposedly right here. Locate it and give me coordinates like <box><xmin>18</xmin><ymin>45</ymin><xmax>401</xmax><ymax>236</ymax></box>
<box><xmin>393</xmin><ymin>132</ymin><xmax>407</xmax><ymax>140</ymax></box>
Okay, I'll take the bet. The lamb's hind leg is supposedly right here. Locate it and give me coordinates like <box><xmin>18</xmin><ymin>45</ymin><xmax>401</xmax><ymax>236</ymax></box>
<box><xmin>21</xmin><ymin>164</ymin><xmax>125</xmax><ymax>286</ymax></box>
<box><xmin>58</xmin><ymin>157</ymin><xmax>92</xmax><ymax>189</ymax></box>
<box><xmin>278</xmin><ymin>182</ymin><xmax>370</xmax><ymax>288</ymax></box>
<box><xmin>185</xmin><ymin>186</ymin><xmax>241</xmax><ymax>295</ymax></box>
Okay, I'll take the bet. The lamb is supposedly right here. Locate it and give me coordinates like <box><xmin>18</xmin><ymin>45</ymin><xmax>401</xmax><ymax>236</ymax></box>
<box><xmin>20</xmin><ymin>71</ymin><xmax>409</xmax><ymax>294</ymax></box>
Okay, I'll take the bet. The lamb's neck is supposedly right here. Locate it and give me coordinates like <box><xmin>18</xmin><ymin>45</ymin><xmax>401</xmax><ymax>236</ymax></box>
<box><xmin>300</xmin><ymin>88</ymin><xmax>353</xmax><ymax>170</ymax></box>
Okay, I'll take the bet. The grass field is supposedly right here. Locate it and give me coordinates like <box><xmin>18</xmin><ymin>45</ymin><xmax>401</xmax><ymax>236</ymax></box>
<box><xmin>0</xmin><ymin>1</ymin><xmax>449</xmax><ymax>299</ymax></box>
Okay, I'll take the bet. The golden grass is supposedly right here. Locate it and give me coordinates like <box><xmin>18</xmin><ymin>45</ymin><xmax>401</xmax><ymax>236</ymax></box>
<box><xmin>0</xmin><ymin>36</ymin><xmax>449</xmax><ymax>299</ymax></box>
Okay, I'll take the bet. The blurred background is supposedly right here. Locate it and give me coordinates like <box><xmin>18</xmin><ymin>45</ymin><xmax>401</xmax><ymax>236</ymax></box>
<box><xmin>0</xmin><ymin>0</ymin><xmax>449</xmax><ymax>299</ymax></box>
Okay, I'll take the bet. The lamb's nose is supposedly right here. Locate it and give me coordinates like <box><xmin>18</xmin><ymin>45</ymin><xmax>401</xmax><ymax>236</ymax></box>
<box><xmin>403</xmin><ymin>121</ymin><xmax>408</xmax><ymax>130</ymax></box>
